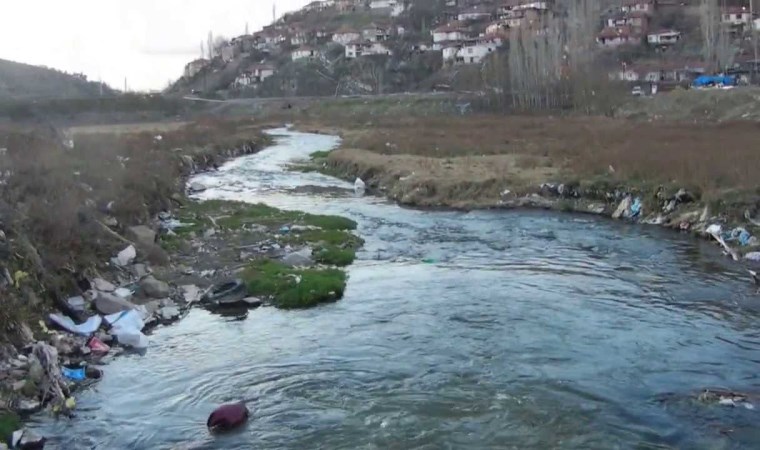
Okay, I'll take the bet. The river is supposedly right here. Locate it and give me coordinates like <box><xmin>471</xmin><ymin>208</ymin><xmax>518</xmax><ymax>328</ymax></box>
<box><xmin>35</xmin><ymin>129</ymin><xmax>760</xmax><ymax>449</ymax></box>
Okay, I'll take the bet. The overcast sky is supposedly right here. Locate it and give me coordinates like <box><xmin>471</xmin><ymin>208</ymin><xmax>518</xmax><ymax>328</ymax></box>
<box><xmin>0</xmin><ymin>0</ymin><xmax>311</xmax><ymax>91</ymax></box>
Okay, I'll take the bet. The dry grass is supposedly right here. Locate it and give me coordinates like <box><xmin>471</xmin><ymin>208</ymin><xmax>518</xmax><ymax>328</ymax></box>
<box><xmin>316</xmin><ymin>114</ymin><xmax>760</xmax><ymax>201</ymax></box>
<box><xmin>0</xmin><ymin>117</ymin><xmax>268</xmax><ymax>343</ymax></box>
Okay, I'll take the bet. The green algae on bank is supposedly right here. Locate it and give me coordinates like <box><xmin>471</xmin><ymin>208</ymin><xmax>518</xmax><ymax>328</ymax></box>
<box><xmin>242</xmin><ymin>260</ymin><xmax>347</xmax><ymax>309</ymax></box>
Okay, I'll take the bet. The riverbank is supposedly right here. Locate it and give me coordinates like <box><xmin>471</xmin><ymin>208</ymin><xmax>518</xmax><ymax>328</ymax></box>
<box><xmin>0</xmin><ymin>120</ymin><xmax>362</xmax><ymax>445</ymax></box>
<box><xmin>290</xmin><ymin>114</ymin><xmax>760</xmax><ymax>268</ymax></box>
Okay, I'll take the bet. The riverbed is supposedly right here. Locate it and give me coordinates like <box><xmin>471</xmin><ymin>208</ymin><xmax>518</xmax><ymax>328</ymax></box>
<box><xmin>35</xmin><ymin>129</ymin><xmax>760</xmax><ymax>449</ymax></box>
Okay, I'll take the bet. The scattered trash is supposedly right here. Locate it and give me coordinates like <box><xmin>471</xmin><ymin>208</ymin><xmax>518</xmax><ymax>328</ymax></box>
<box><xmin>421</xmin><ymin>258</ymin><xmax>436</xmax><ymax>264</ymax></box>
<box><xmin>113</xmin><ymin>287</ymin><xmax>134</xmax><ymax>300</ymax></box>
<box><xmin>86</xmin><ymin>336</ymin><xmax>111</xmax><ymax>354</ymax></box>
<box><xmin>61</xmin><ymin>366</ymin><xmax>86</xmax><ymax>381</ymax></box>
<box><xmin>112</xmin><ymin>245</ymin><xmax>136</xmax><ymax>267</ymax></box>
<box><xmin>159</xmin><ymin>306</ymin><xmax>181</xmax><ymax>321</ymax></box>
<box><xmin>48</xmin><ymin>314</ymin><xmax>102</xmax><ymax>336</ymax></box>
<box><xmin>630</xmin><ymin>197</ymin><xmax>642</xmax><ymax>218</ymax></box>
<box><xmin>706</xmin><ymin>224</ymin><xmax>722</xmax><ymax>235</ymax></box>
<box><xmin>354</xmin><ymin>177</ymin><xmax>366</xmax><ymax>196</ymax></box>
<box><xmin>203</xmin><ymin>280</ymin><xmax>247</xmax><ymax>307</ymax></box>
<box><xmin>745</xmin><ymin>252</ymin><xmax>760</xmax><ymax>262</ymax></box>
<box><xmin>65</xmin><ymin>296</ymin><xmax>87</xmax><ymax>313</ymax></box>
<box><xmin>279</xmin><ymin>225</ymin><xmax>290</xmax><ymax>234</ymax></box>
<box><xmin>750</xmin><ymin>270</ymin><xmax>759</xmax><ymax>285</ymax></box>
<box><xmin>13</xmin><ymin>270</ymin><xmax>29</xmax><ymax>288</ymax></box>
<box><xmin>105</xmin><ymin>310</ymin><xmax>148</xmax><ymax>349</ymax></box>
<box><xmin>180</xmin><ymin>285</ymin><xmax>203</xmax><ymax>304</ymax></box>
<box><xmin>282</xmin><ymin>248</ymin><xmax>314</xmax><ymax>267</ymax></box>
<box><xmin>207</xmin><ymin>402</ymin><xmax>250</xmax><ymax>433</ymax></box>
<box><xmin>242</xmin><ymin>297</ymin><xmax>263</xmax><ymax>308</ymax></box>
<box><xmin>612</xmin><ymin>197</ymin><xmax>632</xmax><ymax>220</ymax></box>
<box><xmin>711</xmin><ymin>233</ymin><xmax>740</xmax><ymax>261</ymax></box>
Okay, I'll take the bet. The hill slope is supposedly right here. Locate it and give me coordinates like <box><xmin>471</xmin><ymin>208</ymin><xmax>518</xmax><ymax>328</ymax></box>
<box><xmin>0</xmin><ymin>58</ymin><xmax>114</xmax><ymax>100</ymax></box>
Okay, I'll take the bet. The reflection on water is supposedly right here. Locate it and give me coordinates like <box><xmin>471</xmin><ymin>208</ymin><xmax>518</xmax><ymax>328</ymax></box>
<box><xmin>35</xmin><ymin>129</ymin><xmax>760</xmax><ymax>449</ymax></box>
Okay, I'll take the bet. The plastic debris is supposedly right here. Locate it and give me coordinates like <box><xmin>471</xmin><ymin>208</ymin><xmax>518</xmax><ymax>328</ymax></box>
<box><xmin>65</xmin><ymin>296</ymin><xmax>87</xmax><ymax>313</ymax></box>
<box><xmin>354</xmin><ymin>177</ymin><xmax>366</xmax><ymax>196</ymax></box>
<box><xmin>87</xmin><ymin>336</ymin><xmax>111</xmax><ymax>354</ymax></box>
<box><xmin>13</xmin><ymin>270</ymin><xmax>29</xmax><ymax>288</ymax></box>
<box><xmin>48</xmin><ymin>314</ymin><xmax>102</xmax><ymax>336</ymax></box>
<box><xmin>112</xmin><ymin>245</ymin><xmax>136</xmax><ymax>267</ymax></box>
<box><xmin>706</xmin><ymin>224</ymin><xmax>722</xmax><ymax>235</ymax></box>
<box><xmin>62</xmin><ymin>366</ymin><xmax>86</xmax><ymax>381</ymax></box>
<box><xmin>745</xmin><ymin>252</ymin><xmax>760</xmax><ymax>262</ymax></box>
<box><xmin>114</xmin><ymin>287</ymin><xmax>134</xmax><ymax>300</ymax></box>
<box><xmin>105</xmin><ymin>310</ymin><xmax>148</xmax><ymax>349</ymax></box>
<box><xmin>629</xmin><ymin>197</ymin><xmax>642</xmax><ymax>218</ymax></box>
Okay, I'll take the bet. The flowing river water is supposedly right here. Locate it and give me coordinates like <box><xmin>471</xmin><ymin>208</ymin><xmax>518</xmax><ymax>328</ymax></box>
<box><xmin>36</xmin><ymin>129</ymin><xmax>760</xmax><ymax>449</ymax></box>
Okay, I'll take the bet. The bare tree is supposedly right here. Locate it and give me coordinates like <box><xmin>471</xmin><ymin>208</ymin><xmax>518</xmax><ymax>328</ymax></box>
<box><xmin>700</xmin><ymin>0</ymin><xmax>720</xmax><ymax>71</ymax></box>
<box><xmin>207</xmin><ymin>31</ymin><xmax>214</xmax><ymax>59</ymax></box>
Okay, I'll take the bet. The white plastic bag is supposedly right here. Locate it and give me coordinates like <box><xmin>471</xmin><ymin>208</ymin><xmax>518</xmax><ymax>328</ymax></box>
<box><xmin>105</xmin><ymin>310</ymin><xmax>149</xmax><ymax>349</ymax></box>
<box><xmin>354</xmin><ymin>177</ymin><xmax>366</xmax><ymax>196</ymax></box>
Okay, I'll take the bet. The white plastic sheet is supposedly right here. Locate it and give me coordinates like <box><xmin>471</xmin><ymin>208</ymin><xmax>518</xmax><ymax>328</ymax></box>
<box><xmin>105</xmin><ymin>310</ymin><xmax>149</xmax><ymax>349</ymax></box>
<box><xmin>49</xmin><ymin>314</ymin><xmax>102</xmax><ymax>336</ymax></box>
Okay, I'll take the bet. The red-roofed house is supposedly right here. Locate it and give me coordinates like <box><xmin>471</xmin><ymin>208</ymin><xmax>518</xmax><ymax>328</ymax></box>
<box><xmin>647</xmin><ymin>29</ymin><xmax>680</xmax><ymax>45</ymax></box>
<box><xmin>722</xmin><ymin>6</ymin><xmax>751</xmax><ymax>26</ymax></box>
<box><xmin>597</xmin><ymin>26</ymin><xmax>640</xmax><ymax>47</ymax></box>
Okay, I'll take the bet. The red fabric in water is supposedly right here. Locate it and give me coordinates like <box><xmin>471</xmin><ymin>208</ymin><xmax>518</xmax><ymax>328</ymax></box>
<box><xmin>207</xmin><ymin>402</ymin><xmax>249</xmax><ymax>431</ymax></box>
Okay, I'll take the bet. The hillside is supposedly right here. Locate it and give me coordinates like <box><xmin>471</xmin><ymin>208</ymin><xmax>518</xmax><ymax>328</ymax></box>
<box><xmin>169</xmin><ymin>0</ymin><xmax>760</xmax><ymax>102</ymax></box>
<box><xmin>0</xmin><ymin>58</ymin><xmax>114</xmax><ymax>100</ymax></box>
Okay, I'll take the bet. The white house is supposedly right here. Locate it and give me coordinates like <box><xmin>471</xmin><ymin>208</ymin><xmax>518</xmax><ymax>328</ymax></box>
<box><xmin>290</xmin><ymin>31</ymin><xmax>309</xmax><ymax>46</ymax></box>
<box><xmin>597</xmin><ymin>26</ymin><xmax>638</xmax><ymax>47</ymax></box>
<box><xmin>514</xmin><ymin>1</ymin><xmax>549</xmax><ymax>11</ymax></box>
<box><xmin>234</xmin><ymin>64</ymin><xmax>275</xmax><ymax>87</ymax></box>
<box><xmin>292</xmin><ymin>47</ymin><xmax>317</xmax><ymax>61</ymax></box>
<box><xmin>457</xmin><ymin>40</ymin><xmax>499</xmax><ymax>64</ymax></box>
<box><xmin>432</xmin><ymin>24</ymin><xmax>467</xmax><ymax>43</ymax></box>
<box><xmin>722</xmin><ymin>6</ymin><xmax>751</xmax><ymax>26</ymax></box>
<box><xmin>442</xmin><ymin>44</ymin><xmax>463</xmax><ymax>61</ymax></box>
<box><xmin>647</xmin><ymin>29</ymin><xmax>680</xmax><ymax>45</ymax></box>
<box><xmin>621</xmin><ymin>0</ymin><xmax>655</xmax><ymax>14</ymax></box>
<box><xmin>333</xmin><ymin>28</ymin><xmax>361</xmax><ymax>45</ymax></box>
<box><xmin>345</xmin><ymin>41</ymin><xmax>392</xmax><ymax>58</ymax></box>
<box><xmin>486</xmin><ymin>21</ymin><xmax>508</xmax><ymax>35</ymax></box>
<box><xmin>362</xmin><ymin>25</ymin><xmax>390</xmax><ymax>42</ymax></box>
<box><xmin>458</xmin><ymin>8</ymin><xmax>492</xmax><ymax>21</ymax></box>
<box><xmin>370</xmin><ymin>0</ymin><xmax>397</xmax><ymax>9</ymax></box>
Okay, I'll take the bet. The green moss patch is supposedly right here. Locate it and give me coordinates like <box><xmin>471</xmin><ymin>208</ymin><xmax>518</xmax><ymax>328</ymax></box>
<box><xmin>283</xmin><ymin>229</ymin><xmax>364</xmax><ymax>266</ymax></box>
<box><xmin>0</xmin><ymin>412</ymin><xmax>20</xmax><ymax>442</ymax></box>
<box><xmin>242</xmin><ymin>260</ymin><xmax>347</xmax><ymax>309</ymax></box>
<box><xmin>309</xmin><ymin>150</ymin><xmax>332</xmax><ymax>159</ymax></box>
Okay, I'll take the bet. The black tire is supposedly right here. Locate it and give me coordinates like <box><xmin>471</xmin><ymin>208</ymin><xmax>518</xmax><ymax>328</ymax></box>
<box><xmin>204</xmin><ymin>279</ymin><xmax>247</xmax><ymax>306</ymax></box>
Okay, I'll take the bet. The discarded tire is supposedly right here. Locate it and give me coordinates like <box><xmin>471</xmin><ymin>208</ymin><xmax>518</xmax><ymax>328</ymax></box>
<box><xmin>204</xmin><ymin>279</ymin><xmax>247</xmax><ymax>306</ymax></box>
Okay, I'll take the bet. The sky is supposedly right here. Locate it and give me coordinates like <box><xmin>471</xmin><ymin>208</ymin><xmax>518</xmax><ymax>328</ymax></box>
<box><xmin>0</xmin><ymin>0</ymin><xmax>312</xmax><ymax>91</ymax></box>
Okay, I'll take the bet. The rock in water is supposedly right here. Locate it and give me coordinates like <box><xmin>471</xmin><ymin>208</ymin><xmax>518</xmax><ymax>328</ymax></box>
<box><xmin>612</xmin><ymin>197</ymin><xmax>632</xmax><ymax>220</ymax></box>
<box><xmin>140</xmin><ymin>276</ymin><xmax>170</xmax><ymax>299</ymax></box>
<box><xmin>189</xmin><ymin>182</ymin><xmax>207</xmax><ymax>193</ymax></box>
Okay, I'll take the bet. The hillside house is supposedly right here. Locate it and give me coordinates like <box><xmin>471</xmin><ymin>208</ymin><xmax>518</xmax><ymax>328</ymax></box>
<box><xmin>362</xmin><ymin>25</ymin><xmax>391</xmax><ymax>42</ymax></box>
<box><xmin>597</xmin><ymin>26</ymin><xmax>640</xmax><ymax>47</ymax></box>
<box><xmin>336</xmin><ymin>0</ymin><xmax>358</xmax><ymax>11</ymax></box>
<box><xmin>234</xmin><ymin>64</ymin><xmax>275</xmax><ymax>87</ymax></box>
<box><xmin>221</xmin><ymin>44</ymin><xmax>240</xmax><ymax>63</ymax></box>
<box><xmin>369</xmin><ymin>0</ymin><xmax>397</xmax><ymax>9</ymax></box>
<box><xmin>647</xmin><ymin>29</ymin><xmax>680</xmax><ymax>45</ymax></box>
<box><xmin>722</xmin><ymin>6</ymin><xmax>751</xmax><ymax>26</ymax></box>
<box><xmin>486</xmin><ymin>21</ymin><xmax>509</xmax><ymax>34</ymax></box>
<box><xmin>184</xmin><ymin>59</ymin><xmax>208</xmax><ymax>78</ymax></box>
<box><xmin>333</xmin><ymin>28</ymin><xmax>361</xmax><ymax>45</ymax></box>
<box><xmin>503</xmin><ymin>7</ymin><xmax>546</xmax><ymax>28</ymax></box>
<box><xmin>610</xmin><ymin>61</ymin><xmax>706</xmax><ymax>83</ymax></box>
<box><xmin>304</xmin><ymin>1</ymin><xmax>329</xmax><ymax>12</ymax></box>
<box><xmin>292</xmin><ymin>46</ymin><xmax>317</xmax><ymax>61</ymax></box>
<box><xmin>345</xmin><ymin>41</ymin><xmax>392</xmax><ymax>58</ymax></box>
<box><xmin>621</xmin><ymin>0</ymin><xmax>656</xmax><ymax>15</ymax></box>
<box><xmin>443</xmin><ymin>43</ymin><xmax>464</xmax><ymax>61</ymax></box>
<box><xmin>459</xmin><ymin>7</ymin><xmax>493</xmax><ymax>22</ymax></box>
<box><xmin>433</xmin><ymin>24</ymin><xmax>468</xmax><ymax>43</ymax></box>
<box><xmin>514</xmin><ymin>1</ymin><xmax>550</xmax><ymax>11</ymax></box>
<box><xmin>290</xmin><ymin>30</ymin><xmax>311</xmax><ymax>46</ymax></box>
<box><xmin>605</xmin><ymin>11</ymin><xmax>649</xmax><ymax>32</ymax></box>
<box><xmin>457</xmin><ymin>39</ymin><xmax>500</xmax><ymax>64</ymax></box>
